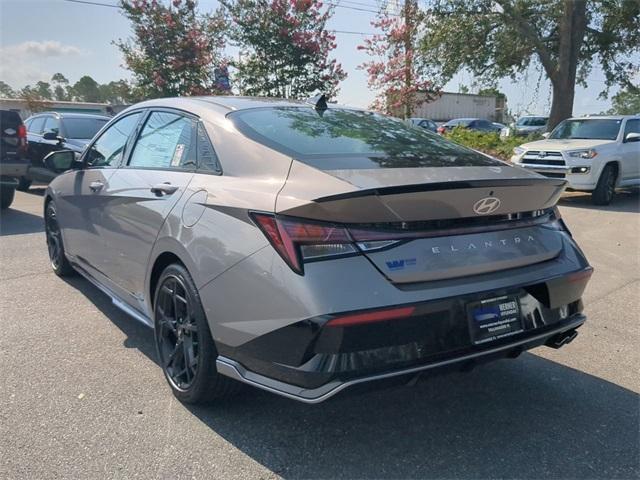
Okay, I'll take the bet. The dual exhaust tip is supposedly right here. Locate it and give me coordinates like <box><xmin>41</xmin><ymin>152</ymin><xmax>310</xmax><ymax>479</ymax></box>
<box><xmin>546</xmin><ymin>329</ymin><xmax>579</xmax><ymax>349</ymax></box>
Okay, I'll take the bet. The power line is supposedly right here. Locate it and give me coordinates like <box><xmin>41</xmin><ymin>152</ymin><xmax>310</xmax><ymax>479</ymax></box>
<box><xmin>61</xmin><ymin>0</ymin><xmax>119</xmax><ymax>7</ymax></box>
<box><xmin>329</xmin><ymin>29</ymin><xmax>376</xmax><ymax>35</ymax></box>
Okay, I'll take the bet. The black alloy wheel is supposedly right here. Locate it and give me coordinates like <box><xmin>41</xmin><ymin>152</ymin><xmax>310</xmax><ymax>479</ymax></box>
<box><xmin>153</xmin><ymin>264</ymin><xmax>241</xmax><ymax>403</ymax></box>
<box><xmin>155</xmin><ymin>274</ymin><xmax>200</xmax><ymax>391</ymax></box>
<box><xmin>45</xmin><ymin>201</ymin><xmax>74</xmax><ymax>276</ymax></box>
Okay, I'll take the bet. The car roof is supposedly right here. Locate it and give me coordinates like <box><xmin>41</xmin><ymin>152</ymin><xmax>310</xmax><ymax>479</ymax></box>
<box><xmin>569</xmin><ymin>115</ymin><xmax>639</xmax><ymax>121</ymax></box>
<box><xmin>124</xmin><ymin>96</ymin><xmax>366</xmax><ymax>118</ymax></box>
<box><xmin>30</xmin><ymin>112</ymin><xmax>110</xmax><ymax>120</ymax></box>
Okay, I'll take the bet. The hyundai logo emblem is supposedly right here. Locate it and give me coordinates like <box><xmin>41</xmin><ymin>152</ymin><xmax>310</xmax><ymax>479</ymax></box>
<box><xmin>473</xmin><ymin>196</ymin><xmax>501</xmax><ymax>215</ymax></box>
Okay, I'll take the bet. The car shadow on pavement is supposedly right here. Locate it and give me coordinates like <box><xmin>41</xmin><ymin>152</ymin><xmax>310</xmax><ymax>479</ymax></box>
<box><xmin>0</xmin><ymin>208</ymin><xmax>44</xmax><ymax>236</ymax></box>
<box><xmin>559</xmin><ymin>189</ymin><xmax>640</xmax><ymax>213</ymax></box>
<box><xmin>63</xmin><ymin>275</ymin><xmax>640</xmax><ymax>479</ymax></box>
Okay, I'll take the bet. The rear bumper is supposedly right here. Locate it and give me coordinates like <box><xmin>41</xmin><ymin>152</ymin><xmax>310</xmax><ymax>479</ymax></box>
<box><xmin>214</xmin><ymin>263</ymin><xmax>592</xmax><ymax>402</ymax></box>
<box><xmin>0</xmin><ymin>159</ymin><xmax>29</xmax><ymax>180</ymax></box>
<box><xmin>216</xmin><ymin>313</ymin><xmax>586</xmax><ymax>403</ymax></box>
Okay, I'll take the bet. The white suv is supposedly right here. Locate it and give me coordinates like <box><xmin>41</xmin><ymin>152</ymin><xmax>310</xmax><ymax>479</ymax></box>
<box><xmin>511</xmin><ymin>115</ymin><xmax>640</xmax><ymax>204</ymax></box>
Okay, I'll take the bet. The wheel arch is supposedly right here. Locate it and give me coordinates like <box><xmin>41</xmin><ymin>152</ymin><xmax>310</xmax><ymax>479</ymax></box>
<box><xmin>148</xmin><ymin>251</ymin><xmax>186</xmax><ymax>311</ymax></box>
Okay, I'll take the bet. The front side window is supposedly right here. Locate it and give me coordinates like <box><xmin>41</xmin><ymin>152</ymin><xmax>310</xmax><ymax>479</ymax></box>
<box><xmin>129</xmin><ymin>111</ymin><xmax>195</xmax><ymax>169</ymax></box>
<box><xmin>230</xmin><ymin>108</ymin><xmax>501</xmax><ymax>170</ymax></box>
<box><xmin>29</xmin><ymin>116</ymin><xmax>45</xmax><ymax>134</ymax></box>
<box><xmin>623</xmin><ymin>119</ymin><xmax>639</xmax><ymax>138</ymax></box>
<box><xmin>550</xmin><ymin>119</ymin><xmax>622</xmax><ymax>141</ymax></box>
<box><xmin>43</xmin><ymin>116</ymin><xmax>60</xmax><ymax>134</ymax></box>
<box><xmin>85</xmin><ymin>112</ymin><xmax>142</xmax><ymax>168</ymax></box>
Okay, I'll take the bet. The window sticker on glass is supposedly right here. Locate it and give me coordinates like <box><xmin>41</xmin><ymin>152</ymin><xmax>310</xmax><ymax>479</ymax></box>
<box><xmin>172</xmin><ymin>144</ymin><xmax>185</xmax><ymax>167</ymax></box>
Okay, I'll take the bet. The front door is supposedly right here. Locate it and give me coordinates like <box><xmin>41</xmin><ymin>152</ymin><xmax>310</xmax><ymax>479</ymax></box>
<box><xmin>98</xmin><ymin>110</ymin><xmax>196</xmax><ymax>302</ymax></box>
<box><xmin>56</xmin><ymin>112</ymin><xmax>144</xmax><ymax>281</ymax></box>
<box><xmin>620</xmin><ymin>119</ymin><xmax>640</xmax><ymax>181</ymax></box>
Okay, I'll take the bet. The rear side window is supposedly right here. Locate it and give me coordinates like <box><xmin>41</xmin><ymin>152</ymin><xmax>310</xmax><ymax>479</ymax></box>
<box><xmin>63</xmin><ymin>118</ymin><xmax>108</xmax><ymax>139</ymax></box>
<box><xmin>196</xmin><ymin>123</ymin><xmax>221</xmax><ymax>173</ymax></box>
<box><xmin>230</xmin><ymin>107</ymin><xmax>501</xmax><ymax>169</ymax></box>
<box><xmin>129</xmin><ymin>111</ymin><xmax>195</xmax><ymax>169</ymax></box>
<box><xmin>29</xmin><ymin>117</ymin><xmax>45</xmax><ymax>134</ymax></box>
<box><xmin>86</xmin><ymin>112</ymin><xmax>142</xmax><ymax>168</ymax></box>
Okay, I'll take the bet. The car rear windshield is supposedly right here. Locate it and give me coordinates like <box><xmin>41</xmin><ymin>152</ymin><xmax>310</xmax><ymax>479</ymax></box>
<box><xmin>516</xmin><ymin>117</ymin><xmax>547</xmax><ymax>127</ymax></box>
<box><xmin>549</xmin><ymin>119</ymin><xmax>622</xmax><ymax>140</ymax></box>
<box><xmin>230</xmin><ymin>107</ymin><xmax>501</xmax><ymax>169</ymax></box>
<box><xmin>1</xmin><ymin>110</ymin><xmax>22</xmax><ymax>130</ymax></box>
<box><xmin>64</xmin><ymin>117</ymin><xmax>109</xmax><ymax>139</ymax></box>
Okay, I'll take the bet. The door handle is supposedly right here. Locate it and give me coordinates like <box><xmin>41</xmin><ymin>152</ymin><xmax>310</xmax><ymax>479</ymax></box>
<box><xmin>89</xmin><ymin>181</ymin><xmax>104</xmax><ymax>192</ymax></box>
<box><xmin>150</xmin><ymin>182</ymin><xmax>179</xmax><ymax>196</ymax></box>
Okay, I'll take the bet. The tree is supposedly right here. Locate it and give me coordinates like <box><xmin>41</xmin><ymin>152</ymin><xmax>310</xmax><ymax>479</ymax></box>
<box><xmin>117</xmin><ymin>0</ymin><xmax>229</xmax><ymax>98</ymax></box>
<box><xmin>420</xmin><ymin>0</ymin><xmax>640</xmax><ymax>129</ymax></box>
<box><xmin>358</xmin><ymin>0</ymin><xmax>438</xmax><ymax>118</ymax></box>
<box><xmin>223</xmin><ymin>0</ymin><xmax>346</xmax><ymax>98</ymax></box>
<box><xmin>70</xmin><ymin>76</ymin><xmax>102</xmax><ymax>102</ymax></box>
<box><xmin>51</xmin><ymin>73</ymin><xmax>71</xmax><ymax>101</ymax></box>
<box><xmin>0</xmin><ymin>81</ymin><xmax>15</xmax><ymax>98</ymax></box>
<box><xmin>608</xmin><ymin>85</ymin><xmax>640</xmax><ymax>115</ymax></box>
<box><xmin>99</xmin><ymin>80</ymin><xmax>137</xmax><ymax>104</ymax></box>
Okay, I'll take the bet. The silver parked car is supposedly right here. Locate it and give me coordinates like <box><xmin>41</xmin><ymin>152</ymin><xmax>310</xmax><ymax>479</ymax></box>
<box><xmin>43</xmin><ymin>96</ymin><xmax>592</xmax><ymax>404</ymax></box>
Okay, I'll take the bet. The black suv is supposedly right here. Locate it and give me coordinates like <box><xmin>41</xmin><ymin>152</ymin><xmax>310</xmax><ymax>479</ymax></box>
<box><xmin>0</xmin><ymin>110</ymin><xmax>29</xmax><ymax>209</ymax></box>
<box><xmin>21</xmin><ymin>112</ymin><xmax>109</xmax><ymax>189</ymax></box>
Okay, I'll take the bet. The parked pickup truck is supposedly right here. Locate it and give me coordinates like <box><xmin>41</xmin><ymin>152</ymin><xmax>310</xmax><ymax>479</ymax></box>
<box><xmin>0</xmin><ymin>110</ymin><xmax>29</xmax><ymax>209</ymax></box>
<box><xmin>511</xmin><ymin>115</ymin><xmax>640</xmax><ymax>205</ymax></box>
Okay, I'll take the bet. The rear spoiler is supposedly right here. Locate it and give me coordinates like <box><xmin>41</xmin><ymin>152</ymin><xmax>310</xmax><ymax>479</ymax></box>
<box><xmin>314</xmin><ymin>177</ymin><xmax>567</xmax><ymax>203</ymax></box>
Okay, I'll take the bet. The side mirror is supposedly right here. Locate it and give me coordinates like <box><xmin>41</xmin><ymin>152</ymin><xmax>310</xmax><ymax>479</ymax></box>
<box><xmin>43</xmin><ymin>150</ymin><xmax>78</xmax><ymax>173</ymax></box>
<box><xmin>43</xmin><ymin>131</ymin><xmax>63</xmax><ymax>142</ymax></box>
<box><xmin>542</xmin><ymin>132</ymin><xmax>551</xmax><ymax>139</ymax></box>
<box><xmin>624</xmin><ymin>132</ymin><xmax>640</xmax><ymax>143</ymax></box>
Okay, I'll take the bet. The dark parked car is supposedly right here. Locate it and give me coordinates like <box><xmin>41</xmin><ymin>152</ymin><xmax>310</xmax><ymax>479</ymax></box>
<box><xmin>0</xmin><ymin>110</ymin><xmax>29</xmax><ymax>209</ymax></box>
<box><xmin>20</xmin><ymin>112</ymin><xmax>109</xmax><ymax>189</ymax></box>
<box><xmin>437</xmin><ymin>118</ymin><xmax>502</xmax><ymax>135</ymax></box>
<box><xmin>408</xmin><ymin>117</ymin><xmax>438</xmax><ymax>133</ymax></box>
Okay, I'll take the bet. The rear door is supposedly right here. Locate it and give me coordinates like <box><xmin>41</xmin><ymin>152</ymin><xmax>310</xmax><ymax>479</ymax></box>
<box><xmin>98</xmin><ymin>109</ymin><xmax>196</xmax><ymax>299</ymax></box>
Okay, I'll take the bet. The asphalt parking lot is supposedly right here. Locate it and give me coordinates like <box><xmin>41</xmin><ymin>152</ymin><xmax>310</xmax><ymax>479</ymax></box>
<box><xmin>1</xmin><ymin>189</ymin><xmax>639</xmax><ymax>480</ymax></box>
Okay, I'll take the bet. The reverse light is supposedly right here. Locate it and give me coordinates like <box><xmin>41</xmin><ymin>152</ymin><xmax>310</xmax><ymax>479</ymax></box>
<box><xmin>568</xmin><ymin>149</ymin><xmax>597</xmax><ymax>159</ymax></box>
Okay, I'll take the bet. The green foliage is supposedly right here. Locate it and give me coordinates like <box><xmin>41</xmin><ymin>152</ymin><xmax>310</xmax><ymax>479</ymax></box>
<box><xmin>607</xmin><ymin>87</ymin><xmax>640</xmax><ymax>115</ymax></box>
<box><xmin>0</xmin><ymin>81</ymin><xmax>15</xmax><ymax>98</ymax></box>
<box><xmin>117</xmin><ymin>0</ymin><xmax>229</xmax><ymax>98</ymax></box>
<box><xmin>222</xmin><ymin>0</ymin><xmax>346</xmax><ymax>99</ymax></box>
<box><xmin>421</xmin><ymin>0</ymin><xmax>640</xmax><ymax>127</ymax></box>
<box><xmin>445</xmin><ymin>127</ymin><xmax>541</xmax><ymax>161</ymax></box>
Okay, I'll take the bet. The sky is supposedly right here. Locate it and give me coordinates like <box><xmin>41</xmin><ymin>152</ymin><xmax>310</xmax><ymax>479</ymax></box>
<box><xmin>0</xmin><ymin>0</ymin><xmax>624</xmax><ymax>116</ymax></box>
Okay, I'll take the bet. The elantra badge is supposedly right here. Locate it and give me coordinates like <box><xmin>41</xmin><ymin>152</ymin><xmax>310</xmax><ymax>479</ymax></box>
<box><xmin>473</xmin><ymin>196</ymin><xmax>501</xmax><ymax>215</ymax></box>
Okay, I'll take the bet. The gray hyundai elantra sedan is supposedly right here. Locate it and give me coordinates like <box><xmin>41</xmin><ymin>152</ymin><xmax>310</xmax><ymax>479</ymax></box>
<box><xmin>43</xmin><ymin>96</ymin><xmax>592</xmax><ymax>404</ymax></box>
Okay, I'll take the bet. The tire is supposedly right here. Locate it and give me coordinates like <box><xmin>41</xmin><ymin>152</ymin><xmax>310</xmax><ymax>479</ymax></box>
<box><xmin>0</xmin><ymin>186</ymin><xmax>15</xmax><ymax>210</ymax></box>
<box><xmin>44</xmin><ymin>201</ymin><xmax>75</xmax><ymax>276</ymax></box>
<box><xmin>154</xmin><ymin>263</ymin><xmax>241</xmax><ymax>404</ymax></box>
<box><xmin>16</xmin><ymin>178</ymin><xmax>32</xmax><ymax>191</ymax></box>
<box><xmin>592</xmin><ymin>164</ymin><xmax>617</xmax><ymax>205</ymax></box>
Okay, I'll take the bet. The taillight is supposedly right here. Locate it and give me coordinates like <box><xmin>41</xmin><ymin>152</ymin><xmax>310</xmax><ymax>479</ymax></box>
<box><xmin>437</xmin><ymin>126</ymin><xmax>445</xmax><ymax>134</ymax></box>
<box><xmin>251</xmin><ymin>213</ymin><xmax>357</xmax><ymax>274</ymax></box>
<box><xmin>17</xmin><ymin>124</ymin><xmax>27</xmax><ymax>153</ymax></box>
